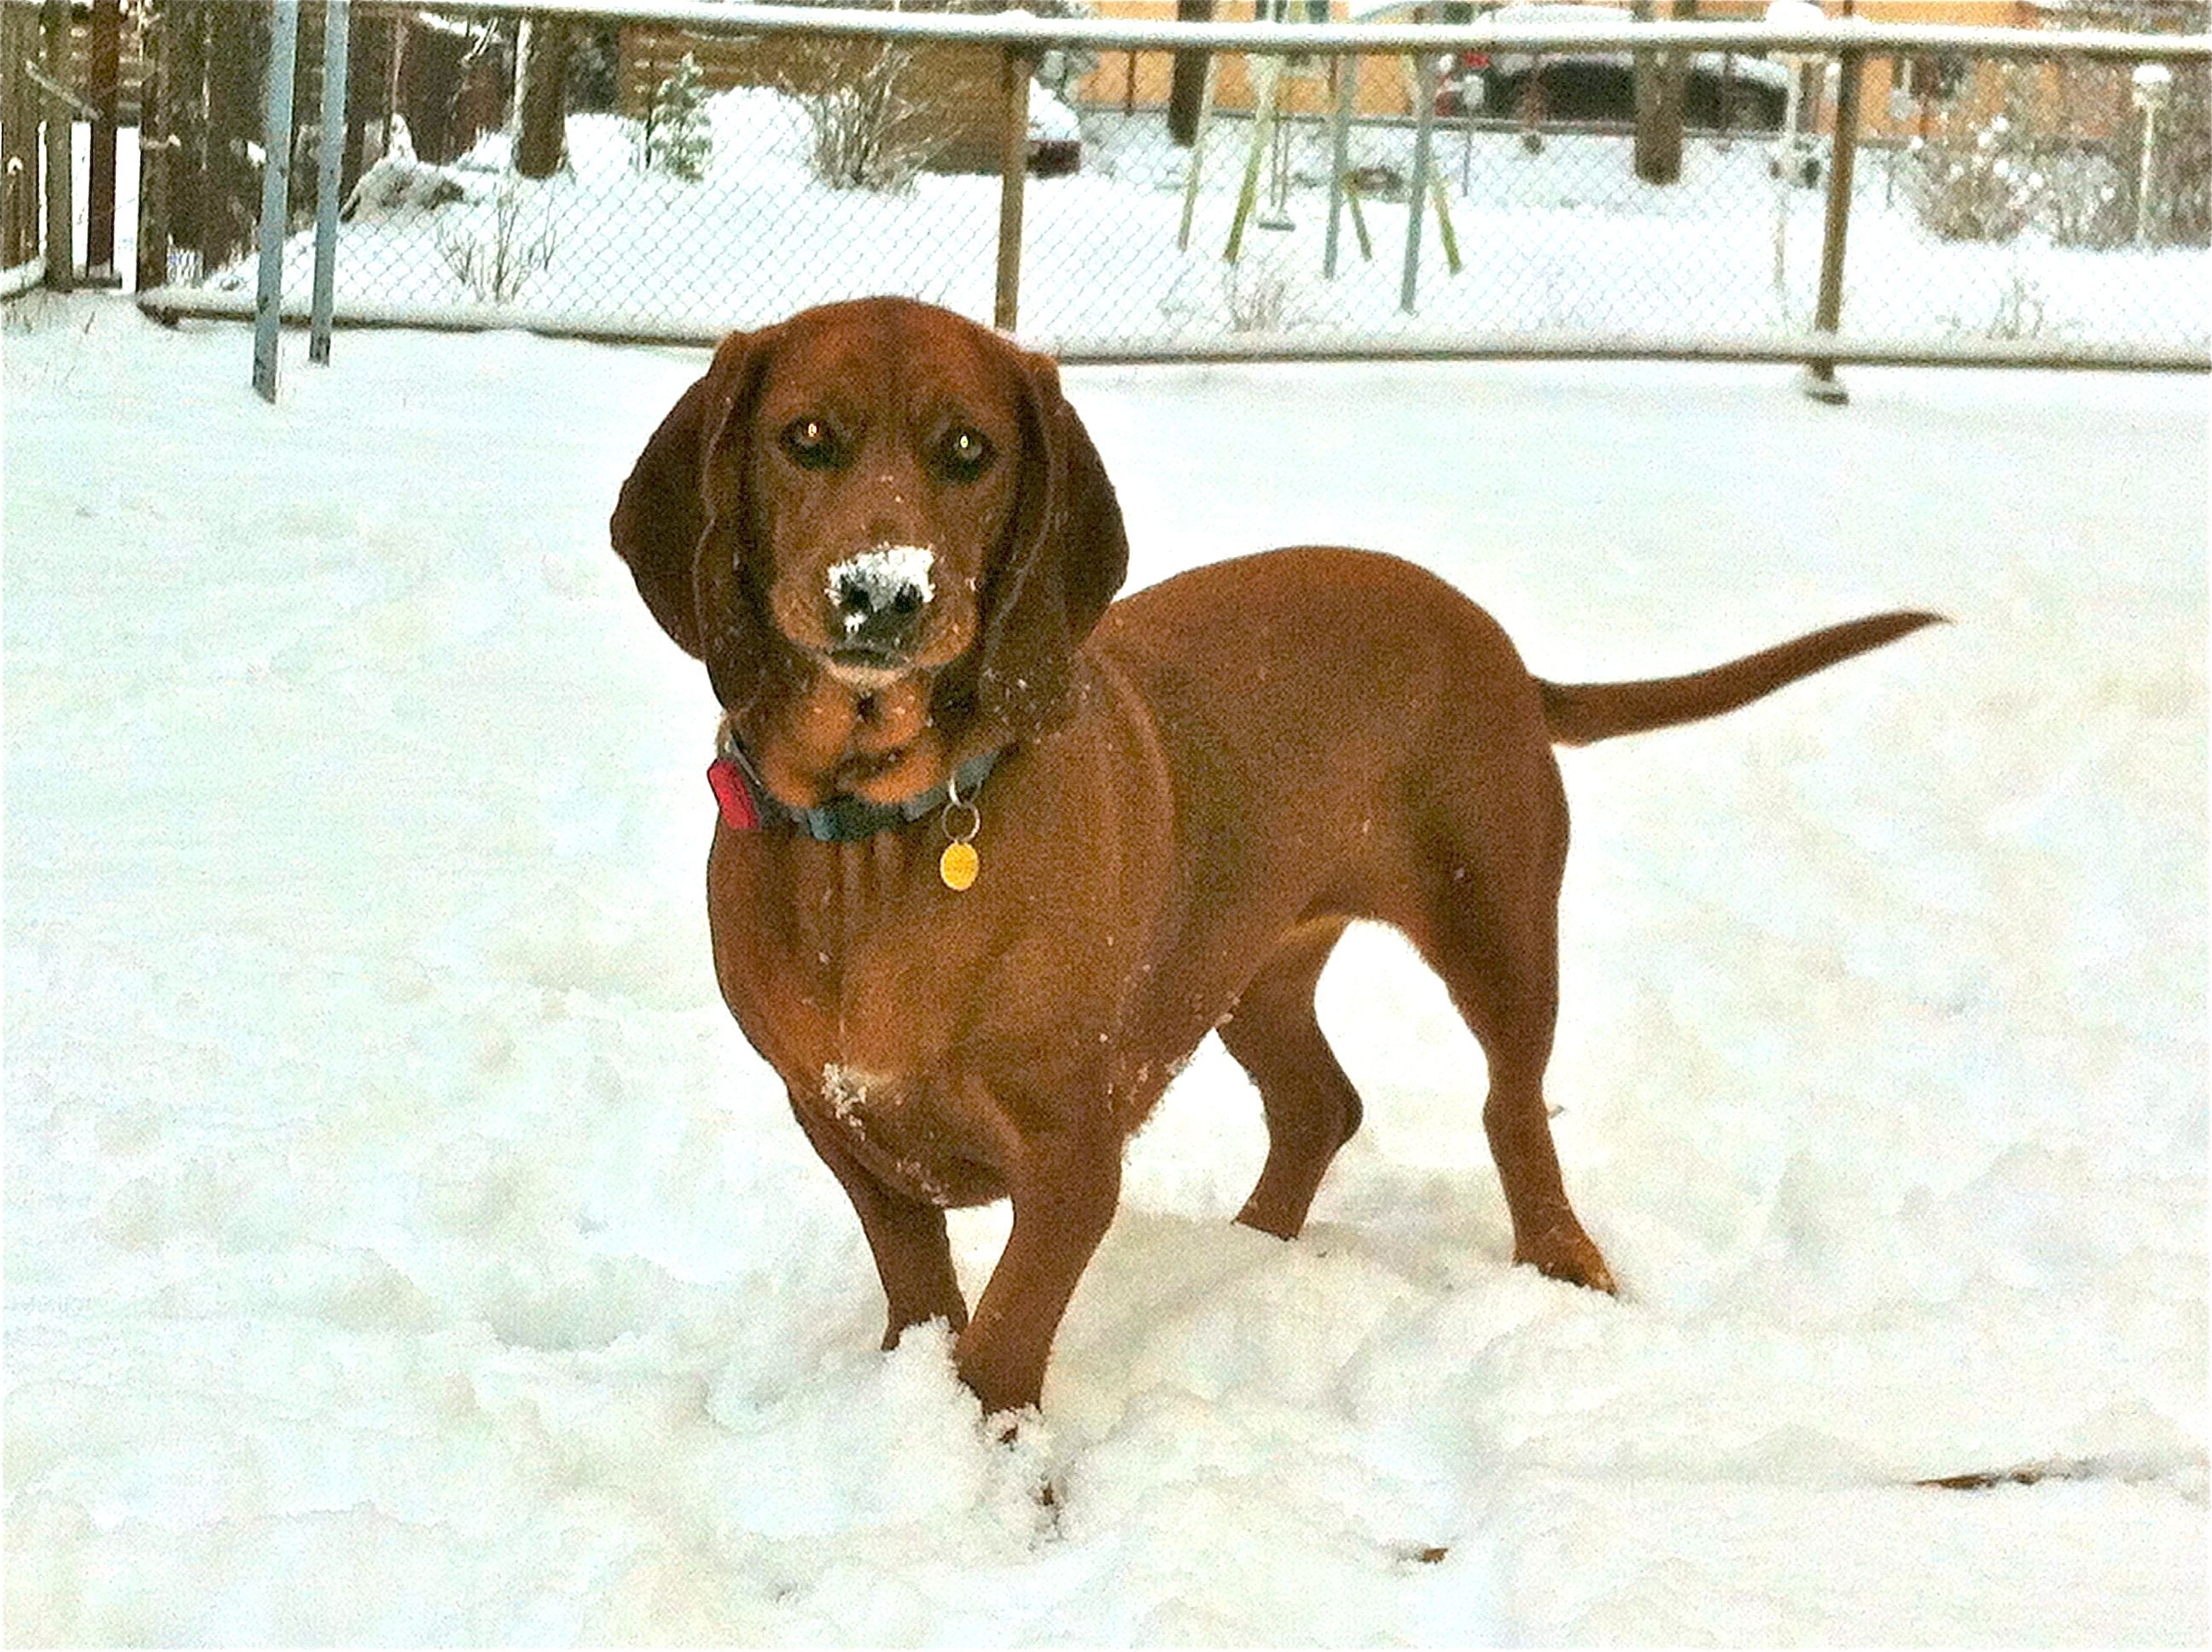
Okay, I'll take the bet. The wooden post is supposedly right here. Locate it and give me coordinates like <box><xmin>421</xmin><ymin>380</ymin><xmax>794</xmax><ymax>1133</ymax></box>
<box><xmin>1806</xmin><ymin>48</ymin><xmax>1865</xmax><ymax>404</ymax></box>
<box><xmin>41</xmin><ymin>0</ymin><xmax>72</xmax><ymax>290</ymax></box>
<box><xmin>1631</xmin><ymin>0</ymin><xmax>1688</xmax><ymax>187</ymax></box>
<box><xmin>994</xmin><ymin>44</ymin><xmax>1031</xmax><ymax>334</ymax></box>
<box><xmin>87</xmin><ymin>0</ymin><xmax>120</xmax><ymax>279</ymax></box>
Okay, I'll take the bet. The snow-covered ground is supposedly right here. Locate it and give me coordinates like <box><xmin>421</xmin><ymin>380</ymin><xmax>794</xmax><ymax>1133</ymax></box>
<box><xmin>4</xmin><ymin>294</ymin><xmax>2205</xmax><ymax>1644</ymax></box>
<box><xmin>171</xmin><ymin>84</ymin><xmax>2210</xmax><ymax>353</ymax></box>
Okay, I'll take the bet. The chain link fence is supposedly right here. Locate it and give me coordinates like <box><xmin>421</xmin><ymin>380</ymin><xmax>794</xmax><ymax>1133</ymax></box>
<box><xmin>19</xmin><ymin>0</ymin><xmax>2206</xmax><ymax>364</ymax></box>
<box><xmin>1103</xmin><ymin>24</ymin><xmax>2209</xmax><ymax>360</ymax></box>
<box><xmin>274</xmin><ymin>12</ymin><xmax>1032</xmax><ymax>330</ymax></box>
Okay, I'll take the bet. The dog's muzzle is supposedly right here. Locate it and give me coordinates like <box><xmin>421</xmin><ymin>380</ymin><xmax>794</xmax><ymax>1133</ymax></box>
<box><xmin>827</xmin><ymin>546</ymin><xmax>934</xmax><ymax>667</ymax></box>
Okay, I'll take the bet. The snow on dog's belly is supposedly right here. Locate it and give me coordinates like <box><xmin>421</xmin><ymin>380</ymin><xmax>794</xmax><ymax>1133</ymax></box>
<box><xmin>815</xmin><ymin>1064</ymin><xmax>1007</xmax><ymax>1207</ymax></box>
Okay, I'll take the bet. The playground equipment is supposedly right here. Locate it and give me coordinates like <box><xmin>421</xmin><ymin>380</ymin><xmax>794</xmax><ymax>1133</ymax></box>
<box><xmin>1177</xmin><ymin>2</ymin><xmax>1463</xmax><ymax>310</ymax></box>
<box><xmin>2133</xmin><ymin>61</ymin><xmax>2172</xmax><ymax>243</ymax></box>
<box><xmin>1174</xmin><ymin>44</ymin><xmax>1318</xmax><ymax>259</ymax></box>
<box><xmin>1765</xmin><ymin>0</ymin><xmax>1824</xmax><ymax>307</ymax></box>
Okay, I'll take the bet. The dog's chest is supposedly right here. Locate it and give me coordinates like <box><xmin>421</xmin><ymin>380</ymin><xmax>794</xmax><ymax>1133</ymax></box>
<box><xmin>778</xmin><ymin>994</ymin><xmax>1014</xmax><ymax>1207</ymax></box>
<box><xmin>710</xmin><ymin>844</ymin><xmax>1020</xmax><ymax>1203</ymax></box>
<box><xmin>807</xmin><ymin>1061</ymin><xmax>1002</xmax><ymax>1205</ymax></box>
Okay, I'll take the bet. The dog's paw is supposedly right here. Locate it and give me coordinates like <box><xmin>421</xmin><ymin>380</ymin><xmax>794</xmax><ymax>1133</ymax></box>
<box><xmin>1516</xmin><ymin>1224</ymin><xmax>1618</xmax><ymax>1295</ymax></box>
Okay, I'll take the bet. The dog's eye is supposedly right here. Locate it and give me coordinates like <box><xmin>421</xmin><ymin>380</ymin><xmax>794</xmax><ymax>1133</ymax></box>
<box><xmin>781</xmin><ymin>416</ymin><xmax>842</xmax><ymax>470</ymax></box>
<box><xmin>936</xmin><ymin>426</ymin><xmax>994</xmax><ymax>483</ymax></box>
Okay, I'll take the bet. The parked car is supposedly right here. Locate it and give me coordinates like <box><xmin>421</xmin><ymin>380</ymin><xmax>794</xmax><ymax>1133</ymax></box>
<box><xmin>1028</xmin><ymin>84</ymin><xmax>1084</xmax><ymax>177</ymax></box>
<box><xmin>1433</xmin><ymin>2</ymin><xmax>1792</xmax><ymax>131</ymax></box>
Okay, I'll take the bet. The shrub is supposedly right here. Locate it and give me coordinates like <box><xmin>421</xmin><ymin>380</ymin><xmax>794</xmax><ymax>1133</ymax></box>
<box><xmin>1908</xmin><ymin>96</ymin><xmax>2043</xmax><ymax>244</ymax></box>
<box><xmin>437</xmin><ymin>177</ymin><xmax>556</xmax><ymax>302</ymax></box>
<box><xmin>1907</xmin><ymin>50</ymin><xmax>2209</xmax><ymax>249</ymax></box>
<box><xmin>638</xmin><ymin>54</ymin><xmax>713</xmax><ymax>181</ymax></box>
<box><xmin>786</xmin><ymin>45</ymin><xmax>935</xmax><ymax>192</ymax></box>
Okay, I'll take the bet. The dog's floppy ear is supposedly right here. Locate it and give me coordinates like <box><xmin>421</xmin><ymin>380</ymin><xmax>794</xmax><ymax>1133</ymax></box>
<box><xmin>973</xmin><ymin>350</ymin><xmax>1129</xmax><ymax>740</ymax></box>
<box><xmin>610</xmin><ymin>371</ymin><xmax>714</xmax><ymax>658</ymax></box>
<box><xmin>608</xmin><ymin>330</ymin><xmax>781</xmax><ymax>712</ymax></box>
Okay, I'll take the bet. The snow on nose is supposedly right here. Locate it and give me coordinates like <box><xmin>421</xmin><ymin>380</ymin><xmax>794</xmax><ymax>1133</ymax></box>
<box><xmin>828</xmin><ymin>545</ymin><xmax>935</xmax><ymax>636</ymax></box>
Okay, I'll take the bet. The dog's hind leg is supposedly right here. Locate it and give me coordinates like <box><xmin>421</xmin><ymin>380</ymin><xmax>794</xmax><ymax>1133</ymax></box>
<box><xmin>1220</xmin><ymin>918</ymin><xmax>1365</xmax><ymax>1240</ymax></box>
<box><xmin>1407</xmin><ymin>753</ymin><xmax>1616</xmax><ymax>1294</ymax></box>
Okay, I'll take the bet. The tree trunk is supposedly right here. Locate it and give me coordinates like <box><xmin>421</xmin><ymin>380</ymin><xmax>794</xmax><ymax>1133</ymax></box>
<box><xmin>166</xmin><ymin>1</ymin><xmax>207</xmax><ymax>272</ymax></box>
<box><xmin>41</xmin><ymin>0</ymin><xmax>71</xmax><ymax>288</ymax></box>
<box><xmin>134</xmin><ymin>0</ymin><xmax>169</xmax><ymax>290</ymax></box>
<box><xmin>87</xmin><ymin>0</ymin><xmax>120</xmax><ymax>276</ymax></box>
<box><xmin>514</xmin><ymin>15</ymin><xmax>572</xmax><ymax>179</ymax></box>
<box><xmin>1167</xmin><ymin>0</ymin><xmax>1213</xmax><ymax>148</ymax></box>
<box><xmin>398</xmin><ymin>15</ymin><xmax>467</xmax><ymax>164</ymax></box>
<box><xmin>203</xmin><ymin>0</ymin><xmax>261</xmax><ymax>270</ymax></box>
<box><xmin>342</xmin><ymin>9</ymin><xmax>396</xmax><ymax>201</ymax></box>
<box><xmin>1632</xmin><ymin>0</ymin><xmax>1688</xmax><ymax>186</ymax></box>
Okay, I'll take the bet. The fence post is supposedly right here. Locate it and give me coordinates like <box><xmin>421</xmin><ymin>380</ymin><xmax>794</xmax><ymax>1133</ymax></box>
<box><xmin>40</xmin><ymin>0</ymin><xmax>71</xmax><ymax>291</ymax></box>
<box><xmin>253</xmin><ymin>0</ymin><xmax>301</xmax><ymax>402</ymax></box>
<box><xmin>994</xmin><ymin>43</ymin><xmax>1032</xmax><ymax>334</ymax></box>
<box><xmin>1805</xmin><ymin>47</ymin><xmax>1866</xmax><ymax>404</ymax></box>
<box><xmin>311</xmin><ymin>0</ymin><xmax>350</xmax><ymax>362</ymax></box>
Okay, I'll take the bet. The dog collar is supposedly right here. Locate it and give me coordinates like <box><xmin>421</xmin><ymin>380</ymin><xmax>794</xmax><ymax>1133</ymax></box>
<box><xmin>708</xmin><ymin>724</ymin><xmax>1001</xmax><ymax>846</ymax></box>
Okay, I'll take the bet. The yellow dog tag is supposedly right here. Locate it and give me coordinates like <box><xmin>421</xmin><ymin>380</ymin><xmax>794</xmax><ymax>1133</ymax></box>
<box><xmin>939</xmin><ymin>772</ymin><xmax>983</xmax><ymax>892</ymax></box>
<box><xmin>940</xmin><ymin>841</ymin><xmax>980</xmax><ymax>892</ymax></box>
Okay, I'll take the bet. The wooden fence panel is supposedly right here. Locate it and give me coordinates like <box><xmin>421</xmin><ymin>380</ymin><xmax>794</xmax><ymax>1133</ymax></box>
<box><xmin>2</xmin><ymin>4</ymin><xmax>43</xmax><ymax>272</ymax></box>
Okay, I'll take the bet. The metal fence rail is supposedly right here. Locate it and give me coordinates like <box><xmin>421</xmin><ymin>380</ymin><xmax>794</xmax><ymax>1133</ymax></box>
<box><xmin>10</xmin><ymin>0</ymin><xmax>2199</xmax><ymax>371</ymax></box>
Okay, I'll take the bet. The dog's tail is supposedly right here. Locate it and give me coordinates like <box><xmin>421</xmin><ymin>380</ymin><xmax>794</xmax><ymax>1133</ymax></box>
<box><xmin>1539</xmin><ymin>611</ymin><xmax>1945</xmax><ymax>748</ymax></box>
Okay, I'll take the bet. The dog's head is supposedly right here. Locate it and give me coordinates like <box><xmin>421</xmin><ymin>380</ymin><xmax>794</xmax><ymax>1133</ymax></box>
<box><xmin>610</xmin><ymin>297</ymin><xmax>1127</xmax><ymax>806</ymax></box>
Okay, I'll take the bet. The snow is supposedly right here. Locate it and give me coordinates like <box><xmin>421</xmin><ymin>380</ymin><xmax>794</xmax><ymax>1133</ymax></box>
<box><xmin>830</xmin><ymin>544</ymin><xmax>939</xmax><ymax>625</ymax></box>
<box><xmin>2134</xmin><ymin>61</ymin><xmax>2174</xmax><ymax>98</ymax></box>
<box><xmin>4</xmin><ymin>294</ymin><xmax>2206</xmax><ymax>1643</ymax></box>
<box><xmin>1763</xmin><ymin>0</ymin><xmax>1826</xmax><ymax>36</ymax></box>
<box><xmin>346</xmin><ymin>143</ymin><xmax>483</xmax><ymax>220</ymax></box>
<box><xmin>1421</xmin><ymin>1</ymin><xmax>1795</xmax><ymax>85</ymax></box>
<box><xmin>1032</xmin><ymin>85</ymin><xmax>1087</xmax><ymax>144</ymax></box>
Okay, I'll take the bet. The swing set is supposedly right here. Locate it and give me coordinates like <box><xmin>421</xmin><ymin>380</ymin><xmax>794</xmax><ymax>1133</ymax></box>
<box><xmin>1176</xmin><ymin>3</ymin><xmax>1464</xmax><ymax>309</ymax></box>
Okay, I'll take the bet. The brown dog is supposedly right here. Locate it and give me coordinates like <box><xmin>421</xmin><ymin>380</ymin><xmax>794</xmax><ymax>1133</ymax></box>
<box><xmin>611</xmin><ymin>296</ymin><xmax>1937</xmax><ymax>1417</ymax></box>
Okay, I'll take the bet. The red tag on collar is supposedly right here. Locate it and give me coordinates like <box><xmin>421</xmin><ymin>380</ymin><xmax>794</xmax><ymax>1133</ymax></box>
<box><xmin>707</xmin><ymin>755</ymin><xmax>761</xmax><ymax>832</ymax></box>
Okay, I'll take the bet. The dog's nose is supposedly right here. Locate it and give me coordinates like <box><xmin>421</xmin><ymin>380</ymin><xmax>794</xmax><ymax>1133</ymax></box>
<box><xmin>827</xmin><ymin>548</ymin><xmax>933</xmax><ymax>659</ymax></box>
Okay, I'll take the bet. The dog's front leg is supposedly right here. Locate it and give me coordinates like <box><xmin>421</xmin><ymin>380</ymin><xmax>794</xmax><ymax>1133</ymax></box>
<box><xmin>955</xmin><ymin>1114</ymin><xmax>1122</xmax><ymax>1417</ymax></box>
<box><xmin>789</xmin><ymin>1100</ymin><xmax>969</xmax><ymax>1347</ymax></box>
